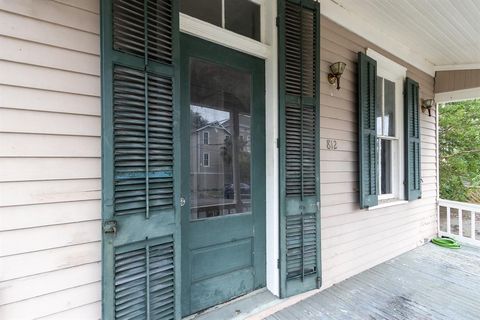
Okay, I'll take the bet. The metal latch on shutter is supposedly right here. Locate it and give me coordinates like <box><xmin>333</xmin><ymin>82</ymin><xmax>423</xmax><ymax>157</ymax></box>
<box><xmin>103</xmin><ymin>220</ymin><xmax>118</xmax><ymax>235</ymax></box>
<box><xmin>180</xmin><ymin>197</ymin><xmax>186</xmax><ymax>207</ymax></box>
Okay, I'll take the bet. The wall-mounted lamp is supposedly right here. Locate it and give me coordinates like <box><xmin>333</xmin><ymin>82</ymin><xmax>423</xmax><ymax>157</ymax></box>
<box><xmin>421</xmin><ymin>99</ymin><xmax>434</xmax><ymax>116</ymax></box>
<box><xmin>328</xmin><ymin>61</ymin><xmax>347</xmax><ymax>90</ymax></box>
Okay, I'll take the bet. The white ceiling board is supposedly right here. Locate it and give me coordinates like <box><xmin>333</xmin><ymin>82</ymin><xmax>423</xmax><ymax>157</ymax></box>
<box><xmin>323</xmin><ymin>0</ymin><xmax>480</xmax><ymax>70</ymax></box>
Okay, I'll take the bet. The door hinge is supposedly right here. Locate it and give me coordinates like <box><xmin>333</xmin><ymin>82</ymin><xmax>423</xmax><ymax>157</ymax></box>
<box><xmin>276</xmin><ymin>16</ymin><xmax>280</xmax><ymax>27</ymax></box>
<box><xmin>276</xmin><ymin>138</ymin><xmax>280</xmax><ymax>148</ymax></box>
<box><xmin>103</xmin><ymin>220</ymin><xmax>118</xmax><ymax>235</ymax></box>
<box><xmin>277</xmin><ymin>258</ymin><xmax>280</xmax><ymax>269</ymax></box>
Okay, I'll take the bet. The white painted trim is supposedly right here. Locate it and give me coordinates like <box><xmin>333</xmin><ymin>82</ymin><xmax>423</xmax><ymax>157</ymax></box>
<box><xmin>320</xmin><ymin>0</ymin><xmax>435</xmax><ymax>76</ymax></box>
<box><xmin>378</xmin><ymin>194</ymin><xmax>395</xmax><ymax>201</ymax></box>
<box><xmin>435</xmin><ymin>87</ymin><xmax>480</xmax><ymax>103</ymax></box>
<box><xmin>438</xmin><ymin>199</ymin><xmax>480</xmax><ymax>247</ymax></box>
<box><xmin>368</xmin><ymin>200</ymin><xmax>408</xmax><ymax>211</ymax></box>
<box><xmin>179</xmin><ymin>13</ymin><xmax>271</xmax><ymax>59</ymax></box>
<box><xmin>367</xmin><ymin>49</ymin><xmax>407</xmax><ymax>77</ymax></box>
<box><xmin>221</xmin><ymin>0</ymin><xmax>225</xmax><ymax>28</ymax></box>
<box><xmin>439</xmin><ymin>199</ymin><xmax>480</xmax><ymax>212</ymax></box>
<box><xmin>263</xmin><ymin>0</ymin><xmax>280</xmax><ymax>298</ymax></box>
<box><xmin>370</xmin><ymin>49</ymin><xmax>406</xmax><ymax>201</ymax></box>
<box><xmin>434</xmin><ymin>64</ymin><xmax>480</xmax><ymax>72</ymax></box>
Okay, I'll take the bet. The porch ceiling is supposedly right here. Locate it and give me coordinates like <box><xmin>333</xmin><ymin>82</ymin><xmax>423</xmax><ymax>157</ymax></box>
<box><xmin>328</xmin><ymin>0</ymin><xmax>480</xmax><ymax>69</ymax></box>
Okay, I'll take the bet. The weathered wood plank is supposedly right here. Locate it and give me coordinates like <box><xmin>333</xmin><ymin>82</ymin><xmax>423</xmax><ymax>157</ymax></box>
<box><xmin>267</xmin><ymin>244</ymin><xmax>480</xmax><ymax>320</ymax></box>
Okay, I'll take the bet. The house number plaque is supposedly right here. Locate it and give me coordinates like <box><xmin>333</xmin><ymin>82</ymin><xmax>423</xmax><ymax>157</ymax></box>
<box><xmin>326</xmin><ymin>139</ymin><xmax>338</xmax><ymax>150</ymax></box>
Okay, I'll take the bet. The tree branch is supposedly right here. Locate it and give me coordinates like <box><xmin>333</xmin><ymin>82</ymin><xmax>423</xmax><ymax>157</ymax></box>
<box><xmin>441</xmin><ymin>149</ymin><xmax>480</xmax><ymax>159</ymax></box>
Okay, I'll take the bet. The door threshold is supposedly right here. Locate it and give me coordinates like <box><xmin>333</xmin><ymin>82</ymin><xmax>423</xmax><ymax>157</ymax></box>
<box><xmin>182</xmin><ymin>288</ymin><xmax>281</xmax><ymax>320</ymax></box>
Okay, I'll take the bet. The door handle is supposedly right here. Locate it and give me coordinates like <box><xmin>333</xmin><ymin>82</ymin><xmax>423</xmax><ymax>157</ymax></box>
<box><xmin>103</xmin><ymin>220</ymin><xmax>118</xmax><ymax>235</ymax></box>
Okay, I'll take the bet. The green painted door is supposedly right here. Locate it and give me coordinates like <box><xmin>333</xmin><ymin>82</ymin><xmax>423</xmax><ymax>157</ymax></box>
<box><xmin>180</xmin><ymin>34</ymin><xmax>266</xmax><ymax>316</ymax></box>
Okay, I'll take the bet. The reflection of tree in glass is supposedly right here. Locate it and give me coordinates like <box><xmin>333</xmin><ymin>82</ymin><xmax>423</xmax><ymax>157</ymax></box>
<box><xmin>221</xmin><ymin>135</ymin><xmax>250</xmax><ymax>184</ymax></box>
<box><xmin>221</xmin><ymin>135</ymin><xmax>233</xmax><ymax>164</ymax></box>
<box><xmin>191</xmin><ymin>110</ymin><xmax>209</xmax><ymax>130</ymax></box>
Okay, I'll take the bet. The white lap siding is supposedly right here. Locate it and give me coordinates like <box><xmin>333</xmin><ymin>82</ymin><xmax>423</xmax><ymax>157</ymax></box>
<box><xmin>319</xmin><ymin>16</ymin><xmax>437</xmax><ymax>288</ymax></box>
<box><xmin>0</xmin><ymin>0</ymin><xmax>101</xmax><ymax>319</ymax></box>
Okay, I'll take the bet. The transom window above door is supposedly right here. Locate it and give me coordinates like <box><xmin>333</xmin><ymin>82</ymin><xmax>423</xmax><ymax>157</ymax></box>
<box><xmin>180</xmin><ymin>0</ymin><xmax>261</xmax><ymax>41</ymax></box>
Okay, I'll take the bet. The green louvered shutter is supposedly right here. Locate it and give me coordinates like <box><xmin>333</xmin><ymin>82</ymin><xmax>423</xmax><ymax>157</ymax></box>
<box><xmin>101</xmin><ymin>0</ymin><xmax>180</xmax><ymax>319</ymax></box>
<box><xmin>278</xmin><ymin>0</ymin><xmax>321</xmax><ymax>298</ymax></box>
<box><xmin>358</xmin><ymin>52</ymin><xmax>378</xmax><ymax>209</ymax></box>
<box><xmin>404</xmin><ymin>78</ymin><xmax>422</xmax><ymax>200</ymax></box>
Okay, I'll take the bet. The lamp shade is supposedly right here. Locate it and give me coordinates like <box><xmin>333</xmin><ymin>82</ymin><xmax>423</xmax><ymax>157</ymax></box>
<box><xmin>423</xmin><ymin>99</ymin><xmax>434</xmax><ymax>108</ymax></box>
<box><xmin>330</xmin><ymin>61</ymin><xmax>346</xmax><ymax>75</ymax></box>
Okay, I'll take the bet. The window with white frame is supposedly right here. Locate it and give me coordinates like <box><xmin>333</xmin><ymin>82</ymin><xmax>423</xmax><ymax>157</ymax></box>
<box><xmin>180</xmin><ymin>0</ymin><xmax>261</xmax><ymax>41</ymax></box>
<box><xmin>202</xmin><ymin>152</ymin><xmax>210</xmax><ymax>167</ymax></box>
<box><xmin>203</xmin><ymin>131</ymin><xmax>209</xmax><ymax>145</ymax></box>
<box><xmin>368</xmin><ymin>49</ymin><xmax>406</xmax><ymax>201</ymax></box>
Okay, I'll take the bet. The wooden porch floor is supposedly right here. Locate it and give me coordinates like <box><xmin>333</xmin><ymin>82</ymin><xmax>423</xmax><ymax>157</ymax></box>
<box><xmin>267</xmin><ymin>243</ymin><xmax>480</xmax><ymax>320</ymax></box>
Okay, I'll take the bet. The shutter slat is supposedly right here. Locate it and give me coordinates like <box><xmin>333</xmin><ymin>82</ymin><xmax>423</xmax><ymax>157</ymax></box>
<box><xmin>113</xmin><ymin>66</ymin><xmax>174</xmax><ymax>216</ymax></box>
<box><xmin>113</xmin><ymin>0</ymin><xmax>173</xmax><ymax>64</ymax></box>
<box><xmin>114</xmin><ymin>238</ymin><xmax>175</xmax><ymax>320</ymax></box>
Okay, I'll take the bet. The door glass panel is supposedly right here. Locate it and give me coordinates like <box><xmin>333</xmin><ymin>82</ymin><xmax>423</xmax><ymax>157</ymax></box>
<box><xmin>225</xmin><ymin>0</ymin><xmax>261</xmax><ymax>41</ymax></box>
<box><xmin>189</xmin><ymin>58</ymin><xmax>252</xmax><ymax>220</ymax></box>
<box><xmin>180</xmin><ymin>0</ymin><xmax>222</xmax><ymax>27</ymax></box>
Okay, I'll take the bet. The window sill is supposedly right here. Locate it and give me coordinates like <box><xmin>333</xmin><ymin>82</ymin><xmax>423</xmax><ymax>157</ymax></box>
<box><xmin>368</xmin><ymin>199</ymin><xmax>408</xmax><ymax>211</ymax></box>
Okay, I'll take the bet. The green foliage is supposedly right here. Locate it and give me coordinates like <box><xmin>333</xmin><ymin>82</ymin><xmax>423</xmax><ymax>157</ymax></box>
<box><xmin>439</xmin><ymin>99</ymin><xmax>480</xmax><ymax>202</ymax></box>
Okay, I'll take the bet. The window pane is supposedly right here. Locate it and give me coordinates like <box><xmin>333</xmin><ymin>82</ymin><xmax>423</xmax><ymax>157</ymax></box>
<box><xmin>190</xmin><ymin>58</ymin><xmax>252</xmax><ymax>220</ymax></box>
<box><xmin>376</xmin><ymin>76</ymin><xmax>383</xmax><ymax>135</ymax></box>
<box><xmin>203</xmin><ymin>153</ymin><xmax>209</xmax><ymax>166</ymax></box>
<box><xmin>384</xmin><ymin>79</ymin><xmax>395</xmax><ymax>136</ymax></box>
<box><xmin>203</xmin><ymin>132</ymin><xmax>209</xmax><ymax>144</ymax></box>
<box><xmin>225</xmin><ymin>0</ymin><xmax>261</xmax><ymax>41</ymax></box>
<box><xmin>379</xmin><ymin>139</ymin><xmax>392</xmax><ymax>194</ymax></box>
<box><xmin>181</xmin><ymin>0</ymin><xmax>222</xmax><ymax>27</ymax></box>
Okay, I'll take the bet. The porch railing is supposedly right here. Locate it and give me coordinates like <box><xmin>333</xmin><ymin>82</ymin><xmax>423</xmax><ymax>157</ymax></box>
<box><xmin>438</xmin><ymin>199</ymin><xmax>480</xmax><ymax>246</ymax></box>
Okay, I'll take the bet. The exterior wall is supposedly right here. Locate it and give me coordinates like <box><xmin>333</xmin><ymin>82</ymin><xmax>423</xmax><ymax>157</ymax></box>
<box><xmin>319</xmin><ymin>16</ymin><xmax>437</xmax><ymax>288</ymax></box>
<box><xmin>0</xmin><ymin>1</ymin><xmax>438</xmax><ymax>318</ymax></box>
<box><xmin>0</xmin><ymin>0</ymin><xmax>102</xmax><ymax>319</ymax></box>
<box><xmin>435</xmin><ymin>69</ymin><xmax>480</xmax><ymax>93</ymax></box>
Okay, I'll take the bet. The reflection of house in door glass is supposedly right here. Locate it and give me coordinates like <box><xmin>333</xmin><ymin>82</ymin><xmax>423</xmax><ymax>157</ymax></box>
<box><xmin>189</xmin><ymin>58</ymin><xmax>252</xmax><ymax>219</ymax></box>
